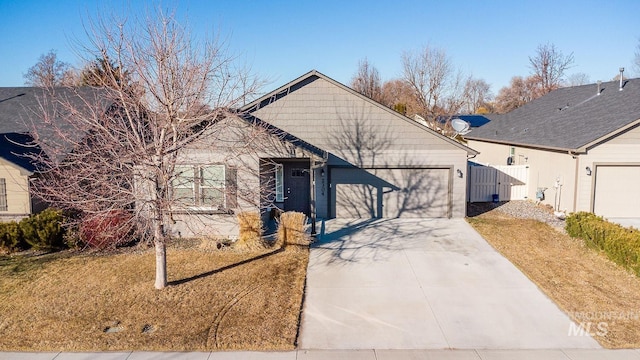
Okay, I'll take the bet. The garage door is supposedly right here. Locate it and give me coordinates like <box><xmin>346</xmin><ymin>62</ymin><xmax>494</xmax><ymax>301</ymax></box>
<box><xmin>593</xmin><ymin>165</ymin><xmax>640</xmax><ymax>218</ymax></box>
<box><xmin>333</xmin><ymin>167</ymin><xmax>451</xmax><ymax>218</ymax></box>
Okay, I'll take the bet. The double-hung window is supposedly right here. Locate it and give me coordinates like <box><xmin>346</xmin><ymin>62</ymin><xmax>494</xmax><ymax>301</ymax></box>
<box><xmin>173</xmin><ymin>166</ymin><xmax>196</xmax><ymax>205</ymax></box>
<box><xmin>199</xmin><ymin>165</ymin><xmax>226</xmax><ymax>208</ymax></box>
<box><xmin>173</xmin><ymin>165</ymin><xmax>235</xmax><ymax>210</ymax></box>
<box><xmin>0</xmin><ymin>178</ymin><xmax>7</xmax><ymax>211</ymax></box>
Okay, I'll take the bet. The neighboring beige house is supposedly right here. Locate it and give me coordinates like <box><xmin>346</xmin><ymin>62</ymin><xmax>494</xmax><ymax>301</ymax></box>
<box><xmin>169</xmin><ymin>70</ymin><xmax>478</xmax><ymax>237</ymax></box>
<box><xmin>465</xmin><ymin>78</ymin><xmax>640</xmax><ymax>219</ymax></box>
<box><xmin>0</xmin><ymin>134</ymin><xmax>38</xmax><ymax>221</ymax></box>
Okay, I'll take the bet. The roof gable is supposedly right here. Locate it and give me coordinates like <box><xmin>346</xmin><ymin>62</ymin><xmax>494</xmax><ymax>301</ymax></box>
<box><xmin>242</xmin><ymin>70</ymin><xmax>476</xmax><ymax>156</ymax></box>
<box><xmin>466</xmin><ymin>79</ymin><xmax>640</xmax><ymax>151</ymax></box>
<box><xmin>0</xmin><ymin>132</ymin><xmax>42</xmax><ymax>174</ymax></box>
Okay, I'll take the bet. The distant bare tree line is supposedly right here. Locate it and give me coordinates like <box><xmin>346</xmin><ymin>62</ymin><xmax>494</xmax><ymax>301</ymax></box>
<box><xmin>349</xmin><ymin>40</ymin><xmax>640</xmax><ymax>117</ymax></box>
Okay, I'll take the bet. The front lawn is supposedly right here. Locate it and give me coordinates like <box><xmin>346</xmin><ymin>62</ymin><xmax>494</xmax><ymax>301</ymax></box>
<box><xmin>468</xmin><ymin>210</ymin><xmax>640</xmax><ymax>348</ymax></box>
<box><xmin>0</xmin><ymin>241</ymin><xmax>308</xmax><ymax>351</ymax></box>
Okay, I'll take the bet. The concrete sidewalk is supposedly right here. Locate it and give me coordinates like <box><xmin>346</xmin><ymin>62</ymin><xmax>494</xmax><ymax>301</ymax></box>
<box><xmin>1</xmin><ymin>349</ymin><xmax>640</xmax><ymax>359</ymax></box>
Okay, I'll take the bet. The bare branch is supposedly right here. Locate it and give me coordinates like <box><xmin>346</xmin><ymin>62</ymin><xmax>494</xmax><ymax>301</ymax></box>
<box><xmin>528</xmin><ymin>42</ymin><xmax>574</xmax><ymax>95</ymax></box>
<box><xmin>401</xmin><ymin>45</ymin><xmax>467</xmax><ymax>130</ymax></box>
<box><xmin>24</xmin><ymin>50</ymin><xmax>75</xmax><ymax>87</ymax></box>
<box><xmin>26</xmin><ymin>8</ymin><xmax>267</xmax><ymax>290</ymax></box>
<box><xmin>350</xmin><ymin>58</ymin><xmax>383</xmax><ymax>102</ymax></box>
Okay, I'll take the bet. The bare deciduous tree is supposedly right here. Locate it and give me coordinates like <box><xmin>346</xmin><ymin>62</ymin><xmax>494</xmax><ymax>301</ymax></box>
<box><xmin>29</xmin><ymin>9</ymin><xmax>268</xmax><ymax>290</ymax></box>
<box><xmin>529</xmin><ymin>43</ymin><xmax>574</xmax><ymax>95</ymax></box>
<box><xmin>494</xmin><ymin>75</ymin><xmax>539</xmax><ymax>113</ymax></box>
<box><xmin>566</xmin><ymin>72</ymin><xmax>591</xmax><ymax>87</ymax></box>
<box><xmin>401</xmin><ymin>46</ymin><xmax>467</xmax><ymax>129</ymax></box>
<box><xmin>24</xmin><ymin>49</ymin><xmax>76</xmax><ymax>87</ymax></box>
<box><xmin>462</xmin><ymin>77</ymin><xmax>493</xmax><ymax>113</ymax></box>
<box><xmin>350</xmin><ymin>58</ymin><xmax>383</xmax><ymax>102</ymax></box>
<box><xmin>634</xmin><ymin>38</ymin><xmax>640</xmax><ymax>75</ymax></box>
<box><xmin>380</xmin><ymin>79</ymin><xmax>420</xmax><ymax>116</ymax></box>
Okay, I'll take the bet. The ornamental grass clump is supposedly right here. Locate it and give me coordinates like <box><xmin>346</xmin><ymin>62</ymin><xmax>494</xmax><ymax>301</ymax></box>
<box><xmin>276</xmin><ymin>212</ymin><xmax>309</xmax><ymax>249</ymax></box>
<box><xmin>236</xmin><ymin>211</ymin><xmax>264</xmax><ymax>250</ymax></box>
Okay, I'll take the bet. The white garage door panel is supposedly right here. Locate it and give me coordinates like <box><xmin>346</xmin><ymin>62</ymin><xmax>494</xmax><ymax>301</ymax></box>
<box><xmin>594</xmin><ymin>166</ymin><xmax>640</xmax><ymax>218</ymax></box>
<box><xmin>334</xmin><ymin>168</ymin><xmax>450</xmax><ymax>218</ymax></box>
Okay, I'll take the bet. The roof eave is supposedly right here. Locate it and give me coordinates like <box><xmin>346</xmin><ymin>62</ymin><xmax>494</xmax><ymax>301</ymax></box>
<box><xmin>464</xmin><ymin>136</ymin><xmax>578</xmax><ymax>153</ymax></box>
<box><xmin>0</xmin><ymin>156</ymin><xmax>35</xmax><ymax>176</ymax></box>
<box><xmin>579</xmin><ymin>117</ymin><xmax>640</xmax><ymax>152</ymax></box>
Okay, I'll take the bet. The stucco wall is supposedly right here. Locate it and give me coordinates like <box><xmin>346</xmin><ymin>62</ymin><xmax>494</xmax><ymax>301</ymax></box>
<box><xmin>467</xmin><ymin>140</ymin><xmax>577</xmax><ymax>212</ymax></box>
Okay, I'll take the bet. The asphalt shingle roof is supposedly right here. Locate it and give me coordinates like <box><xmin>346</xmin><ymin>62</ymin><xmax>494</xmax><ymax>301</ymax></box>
<box><xmin>466</xmin><ymin>78</ymin><xmax>640</xmax><ymax>151</ymax></box>
<box><xmin>0</xmin><ymin>87</ymin><xmax>112</xmax><ymax>166</ymax></box>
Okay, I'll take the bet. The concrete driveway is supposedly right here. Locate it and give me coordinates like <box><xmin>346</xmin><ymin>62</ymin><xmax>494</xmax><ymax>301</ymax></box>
<box><xmin>299</xmin><ymin>218</ymin><xmax>600</xmax><ymax>350</ymax></box>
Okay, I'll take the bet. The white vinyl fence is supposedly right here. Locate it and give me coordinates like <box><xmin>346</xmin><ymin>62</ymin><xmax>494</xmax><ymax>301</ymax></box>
<box><xmin>468</xmin><ymin>163</ymin><xmax>529</xmax><ymax>202</ymax></box>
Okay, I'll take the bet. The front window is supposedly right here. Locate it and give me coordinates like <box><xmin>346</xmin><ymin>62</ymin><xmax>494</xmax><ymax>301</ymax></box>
<box><xmin>173</xmin><ymin>165</ymin><xmax>228</xmax><ymax>209</ymax></box>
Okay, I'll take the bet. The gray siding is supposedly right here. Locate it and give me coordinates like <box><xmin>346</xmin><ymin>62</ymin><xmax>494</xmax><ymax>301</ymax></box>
<box><xmin>252</xmin><ymin>76</ymin><xmax>470</xmax><ymax>218</ymax></box>
<box><xmin>252</xmin><ymin>77</ymin><xmax>465</xmax><ymax>166</ymax></box>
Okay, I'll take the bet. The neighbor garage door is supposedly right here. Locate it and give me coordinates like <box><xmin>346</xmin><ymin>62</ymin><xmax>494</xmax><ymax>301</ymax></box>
<box><xmin>593</xmin><ymin>165</ymin><xmax>640</xmax><ymax>218</ymax></box>
<box><xmin>333</xmin><ymin>167</ymin><xmax>451</xmax><ymax>218</ymax></box>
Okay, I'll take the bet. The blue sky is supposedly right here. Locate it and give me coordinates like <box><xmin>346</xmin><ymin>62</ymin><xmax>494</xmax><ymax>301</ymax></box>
<box><xmin>1</xmin><ymin>0</ymin><xmax>639</xmax><ymax>94</ymax></box>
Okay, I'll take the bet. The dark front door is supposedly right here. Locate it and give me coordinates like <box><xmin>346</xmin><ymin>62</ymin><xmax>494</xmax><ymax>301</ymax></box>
<box><xmin>283</xmin><ymin>161</ymin><xmax>310</xmax><ymax>216</ymax></box>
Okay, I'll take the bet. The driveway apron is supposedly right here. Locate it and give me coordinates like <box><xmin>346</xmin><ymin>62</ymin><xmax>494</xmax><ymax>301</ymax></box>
<box><xmin>298</xmin><ymin>218</ymin><xmax>600</xmax><ymax>349</ymax></box>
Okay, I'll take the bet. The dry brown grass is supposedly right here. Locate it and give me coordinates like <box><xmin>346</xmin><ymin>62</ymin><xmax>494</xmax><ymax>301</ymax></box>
<box><xmin>277</xmin><ymin>212</ymin><xmax>310</xmax><ymax>248</ymax></box>
<box><xmin>0</xmin><ymin>239</ymin><xmax>308</xmax><ymax>351</ymax></box>
<box><xmin>467</xmin><ymin>210</ymin><xmax>640</xmax><ymax>348</ymax></box>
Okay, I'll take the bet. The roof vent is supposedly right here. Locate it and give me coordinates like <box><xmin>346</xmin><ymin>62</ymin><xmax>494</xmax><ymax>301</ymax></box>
<box><xmin>619</xmin><ymin>67</ymin><xmax>624</xmax><ymax>91</ymax></box>
<box><xmin>597</xmin><ymin>80</ymin><xmax>602</xmax><ymax>95</ymax></box>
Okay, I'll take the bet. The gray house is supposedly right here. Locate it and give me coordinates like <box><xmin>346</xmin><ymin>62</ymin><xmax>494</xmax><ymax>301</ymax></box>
<box><xmin>170</xmin><ymin>70</ymin><xmax>477</xmax><ymax>237</ymax></box>
<box><xmin>466</xmin><ymin>78</ymin><xmax>640</xmax><ymax>220</ymax></box>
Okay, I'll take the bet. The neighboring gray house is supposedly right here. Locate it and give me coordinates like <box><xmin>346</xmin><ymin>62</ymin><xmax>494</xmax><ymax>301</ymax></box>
<box><xmin>170</xmin><ymin>70</ymin><xmax>478</xmax><ymax>237</ymax></box>
<box><xmin>466</xmin><ymin>78</ymin><xmax>640</xmax><ymax>219</ymax></box>
<box><xmin>0</xmin><ymin>87</ymin><xmax>108</xmax><ymax>221</ymax></box>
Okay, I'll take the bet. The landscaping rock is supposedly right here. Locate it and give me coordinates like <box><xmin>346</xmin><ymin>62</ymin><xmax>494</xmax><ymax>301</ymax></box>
<box><xmin>469</xmin><ymin>200</ymin><xmax>566</xmax><ymax>232</ymax></box>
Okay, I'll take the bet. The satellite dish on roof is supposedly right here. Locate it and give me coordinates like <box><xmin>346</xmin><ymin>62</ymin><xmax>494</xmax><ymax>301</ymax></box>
<box><xmin>451</xmin><ymin>118</ymin><xmax>471</xmax><ymax>136</ymax></box>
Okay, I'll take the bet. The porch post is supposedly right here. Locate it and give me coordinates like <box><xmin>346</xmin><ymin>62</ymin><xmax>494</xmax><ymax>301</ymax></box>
<box><xmin>310</xmin><ymin>158</ymin><xmax>317</xmax><ymax>235</ymax></box>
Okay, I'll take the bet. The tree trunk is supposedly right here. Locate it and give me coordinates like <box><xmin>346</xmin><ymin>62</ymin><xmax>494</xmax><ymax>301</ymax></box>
<box><xmin>153</xmin><ymin>216</ymin><xmax>167</xmax><ymax>289</ymax></box>
<box><xmin>154</xmin><ymin>238</ymin><xmax>167</xmax><ymax>289</ymax></box>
